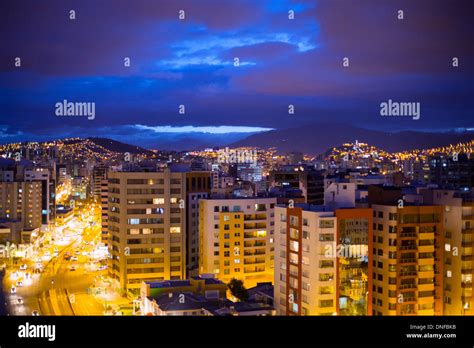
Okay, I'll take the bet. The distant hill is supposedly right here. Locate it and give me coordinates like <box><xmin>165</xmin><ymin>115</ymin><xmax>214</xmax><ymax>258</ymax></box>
<box><xmin>230</xmin><ymin>123</ymin><xmax>474</xmax><ymax>155</ymax></box>
<box><xmin>87</xmin><ymin>137</ymin><xmax>153</xmax><ymax>155</ymax></box>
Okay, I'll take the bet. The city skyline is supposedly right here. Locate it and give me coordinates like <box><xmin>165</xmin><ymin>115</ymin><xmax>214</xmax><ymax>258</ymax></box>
<box><xmin>1</xmin><ymin>1</ymin><xmax>474</xmax><ymax>345</ymax></box>
<box><xmin>1</xmin><ymin>0</ymin><xmax>473</xmax><ymax>149</ymax></box>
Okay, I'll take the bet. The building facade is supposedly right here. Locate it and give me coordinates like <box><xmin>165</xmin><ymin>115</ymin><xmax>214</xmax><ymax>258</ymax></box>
<box><xmin>274</xmin><ymin>205</ymin><xmax>337</xmax><ymax>316</ymax></box>
<box><xmin>199</xmin><ymin>197</ymin><xmax>276</xmax><ymax>288</ymax></box>
<box><xmin>370</xmin><ymin>204</ymin><xmax>444</xmax><ymax>315</ymax></box>
<box><xmin>107</xmin><ymin>168</ymin><xmax>187</xmax><ymax>294</ymax></box>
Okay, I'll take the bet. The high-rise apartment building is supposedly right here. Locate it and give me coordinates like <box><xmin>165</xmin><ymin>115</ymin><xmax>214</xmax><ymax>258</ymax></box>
<box><xmin>270</xmin><ymin>165</ymin><xmax>325</xmax><ymax>205</ymax></box>
<box><xmin>335</xmin><ymin>208</ymin><xmax>372</xmax><ymax>315</ymax></box>
<box><xmin>24</xmin><ymin>167</ymin><xmax>55</xmax><ymax>225</ymax></box>
<box><xmin>93</xmin><ymin>165</ymin><xmax>107</xmax><ymax>202</ymax></box>
<box><xmin>107</xmin><ymin>168</ymin><xmax>187</xmax><ymax>295</ymax></box>
<box><xmin>370</xmin><ymin>203</ymin><xmax>444</xmax><ymax>316</ymax></box>
<box><xmin>421</xmin><ymin>189</ymin><xmax>473</xmax><ymax>315</ymax></box>
<box><xmin>185</xmin><ymin>171</ymin><xmax>211</xmax><ymax>277</ymax></box>
<box><xmin>199</xmin><ymin>197</ymin><xmax>276</xmax><ymax>288</ymax></box>
<box><xmin>428</xmin><ymin>154</ymin><xmax>474</xmax><ymax>191</ymax></box>
<box><xmin>0</xmin><ymin>181</ymin><xmax>43</xmax><ymax>231</ymax></box>
<box><xmin>100</xmin><ymin>176</ymin><xmax>108</xmax><ymax>246</ymax></box>
<box><xmin>274</xmin><ymin>205</ymin><xmax>337</xmax><ymax>316</ymax></box>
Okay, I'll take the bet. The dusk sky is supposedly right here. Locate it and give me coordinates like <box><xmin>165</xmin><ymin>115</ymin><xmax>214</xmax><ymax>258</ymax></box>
<box><xmin>0</xmin><ymin>0</ymin><xmax>473</xmax><ymax>149</ymax></box>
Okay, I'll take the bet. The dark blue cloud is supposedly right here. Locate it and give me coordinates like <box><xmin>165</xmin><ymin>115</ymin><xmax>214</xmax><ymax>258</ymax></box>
<box><xmin>0</xmin><ymin>0</ymin><xmax>473</xmax><ymax>148</ymax></box>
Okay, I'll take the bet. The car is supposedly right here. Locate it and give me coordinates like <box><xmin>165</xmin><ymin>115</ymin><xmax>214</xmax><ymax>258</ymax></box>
<box><xmin>69</xmin><ymin>266</ymin><xmax>76</xmax><ymax>271</ymax></box>
<box><xmin>16</xmin><ymin>281</ymin><xmax>23</xmax><ymax>288</ymax></box>
<box><xmin>75</xmin><ymin>250</ymin><xmax>80</xmax><ymax>255</ymax></box>
<box><xmin>31</xmin><ymin>310</ymin><xmax>39</xmax><ymax>316</ymax></box>
<box><xmin>71</xmin><ymin>256</ymin><xmax>78</xmax><ymax>261</ymax></box>
<box><xmin>19</xmin><ymin>264</ymin><xmax>27</xmax><ymax>270</ymax></box>
<box><xmin>11</xmin><ymin>286</ymin><xmax>16</xmax><ymax>294</ymax></box>
<box><xmin>17</xmin><ymin>297</ymin><xmax>24</xmax><ymax>305</ymax></box>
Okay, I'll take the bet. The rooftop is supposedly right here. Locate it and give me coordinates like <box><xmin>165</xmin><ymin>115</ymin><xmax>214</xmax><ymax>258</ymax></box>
<box><xmin>146</xmin><ymin>275</ymin><xmax>224</xmax><ymax>289</ymax></box>
<box><xmin>149</xmin><ymin>292</ymin><xmax>227</xmax><ymax>312</ymax></box>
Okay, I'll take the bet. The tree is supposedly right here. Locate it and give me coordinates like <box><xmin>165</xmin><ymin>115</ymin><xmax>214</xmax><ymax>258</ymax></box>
<box><xmin>227</xmin><ymin>278</ymin><xmax>249</xmax><ymax>302</ymax></box>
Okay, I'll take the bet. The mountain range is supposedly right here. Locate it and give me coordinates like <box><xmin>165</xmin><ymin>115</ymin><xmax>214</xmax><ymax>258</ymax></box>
<box><xmin>230</xmin><ymin>123</ymin><xmax>474</xmax><ymax>154</ymax></box>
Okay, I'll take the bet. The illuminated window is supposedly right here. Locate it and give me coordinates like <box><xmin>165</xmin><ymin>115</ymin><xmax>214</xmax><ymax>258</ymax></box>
<box><xmin>170</xmin><ymin>227</ymin><xmax>181</xmax><ymax>234</ymax></box>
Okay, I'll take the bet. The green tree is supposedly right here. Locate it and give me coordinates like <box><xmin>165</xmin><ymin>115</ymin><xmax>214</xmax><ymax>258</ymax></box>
<box><xmin>227</xmin><ymin>278</ymin><xmax>249</xmax><ymax>302</ymax></box>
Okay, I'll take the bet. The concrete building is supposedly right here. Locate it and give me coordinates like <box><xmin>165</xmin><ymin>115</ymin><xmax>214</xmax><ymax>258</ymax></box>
<box><xmin>421</xmin><ymin>189</ymin><xmax>473</xmax><ymax>315</ymax></box>
<box><xmin>335</xmin><ymin>208</ymin><xmax>372</xmax><ymax>315</ymax></box>
<box><xmin>100</xmin><ymin>177</ymin><xmax>108</xmax><ymax>246</ymax></box>
<box><xmin>185</xmin><ymin>172</ymin><xmax>211</xmax><ymax>277</ymax></box>
<box><xmin>270</xmin><ymin>165</ymin><xmax>325</xmax><ymax>205</ymax></box>
<box><xmin>370</xmin><ymin>203</ymin><xmax>444</xmax><ymax>316</ymax></box>
<box><xmin>274</xmin><ymin>205</ymin><xmax>337</xmax><ymax>316</ymax></box>
<box><xmin>199</xmin><ymin>197</ymin><xmax>276</xmax><ymax>288</ymax></box>
<box><xmin>324</xmin><ymin>180</ymin><xmax>356</xmax><ymax>210</ymax></box>
<box><xmin>0</xmin><ymin>181</ymin><xmax>43</xmax><ymax>231</ymax></box>
<box><xmin>106</xmin><ymin>168</ymin><xmax>187</xmax><ymax>295</ymax></box>
<box><xmin>71</xmin><ymin>176</ymin><xmax>88</xmax><ymax>200</ymax></box>
<box><xmin>24</xmin><ymin>167</ymin><xmax>55</xmax><ymax>226</ymax></box>
<box><xmin>92</xmin><ymin>165</ymin><xmax>107</xmax><ymax>202</ymax></box>
<box><xmin>140</xmin><ymin>275</ymin><xmax>274</xmax><ymax>316</ymax></box>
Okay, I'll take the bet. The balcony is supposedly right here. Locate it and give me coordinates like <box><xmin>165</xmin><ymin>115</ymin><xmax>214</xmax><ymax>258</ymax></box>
<box><xmin>462</xmin><ymin>215</ymin><xmax>474</xmax><ymax>220</ymax></box>
<box><xmin>461</xmin><ymin>268</ymin><xmax>473</xmax><ymax>275</ymax></box>
<box><xmin>244</xmin><ymin>241</ymin><xmax>266</xmax><ymax>248</ymax></box>
<box><xmin>462</xmin><ymin>228</ymin><xmax>474</xmax><ymax>234</ymax></box>
<box><xmin>401</xmin><ymin>297</ymin><xmax>416</xmax><ymax>303</ymax></box>
<box><xmin>462</xmin><ymin>241</ymin><xmax>473</xmax><ymax>247</ymax></box>
<box><xmin>399</xmin><ymin>271</ymin><xmax>417</xmax><ymax>277</ymax></box>
<box><xmin>244</xmin><ymin>258</ymin><xmax>266</xmax><ymax>265</ymax></box>
<box><xmin>244</xmin><ymin>250</ymin><xmax>265</xmax><ymax>256</ymax></box>
<box><xmin>461</xmin><ymin>254</ymin><xmax>473</xmax><ymax>261</ymax></box>
<box><xmin>244</xmin><ymin>223</ymin><xmax>267</xmax><ymax>230</ymax></box>
<box><xmin>244</xmin><ymin>267</ymin><xmax>265</xmax><ymax>274</ymax></box>
<box><xmin>399</xmin><ymin>284</ymin><xmax>417</xmax><ymax>290</ymax></box>
<box><xmin>418</xmin><ymin>245</ymin><xmax>435</xmax><ymax>253</ymax></box>
<box><xmin>244</xmin><ymin>231</ymin><xmax>266</xmax><ymax>240</ymax></box>
<box><xmin>461</xmin><ymin>282</ymin><xmax>472</xmax><ymax>289</ymax></box>
<box><xmin>418</xmin><ymin>258</ymin><xmax>435</xmax><ymax>266</ymax></box>
<box><xmin>400</xmin><ymin>232</ymin><xmax>417</xmax><ymax>238</ymax></box>
<box><xmin>400</xmin><ymin>258</ymin><xmax>417</xmax><ymax>264</ymax></box>
<box><xmin>418</xmin><ymin>283</ymin><xmax>435</xmax><ymax>292</ymax></box>
<box><xmin>244</xmin><ymin>214</ymin><xmax>267</xmax><ymax>221</ymax></box>
<box><xmin>399</xmin><ymin>245</ymin><xmax>417</xmax><ymax>251</ymax></box>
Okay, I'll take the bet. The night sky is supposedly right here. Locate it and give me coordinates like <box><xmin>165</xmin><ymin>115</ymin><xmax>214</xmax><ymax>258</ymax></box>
<box><xmin>0</xmin><ymin>0</ymin><xmax>473</xmax><ymax>149</ymax></box>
